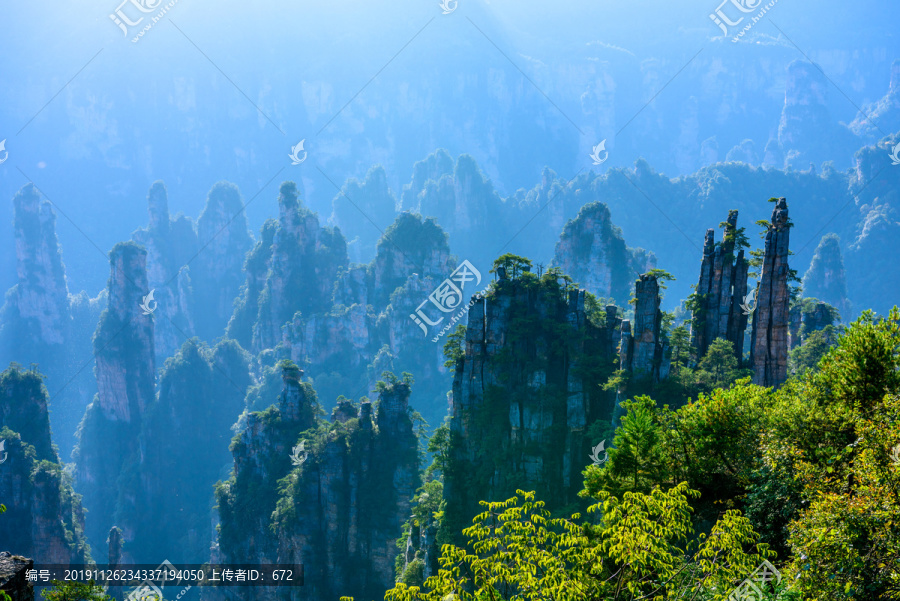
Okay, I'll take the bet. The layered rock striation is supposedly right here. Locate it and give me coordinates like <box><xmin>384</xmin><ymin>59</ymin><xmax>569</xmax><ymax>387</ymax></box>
<box><xmin>74</xmin><ymin>242</ymin><xmax>156</xmax><ymax>552</ymax></box>
<box><xmin>620</xmin><ymin>273</ymin><xmax>664</xmax><ymax>382</ymax></box>
<box><xmin>689</xmin><ymin>210</ymin><xmax>750</xmax><ymax>364</ymax></box>
<box><xmin>750</xmin><ymin>199</ymin><xmax>792</xmax><ymax>388</ymax></box>
<box><xmin>443</xmin><ymin>269</ymin><xmax>620</xmax><ymax>539</ymax></box>
<box><xmin>214</xmin><ymin>363</ymin><xmax>419</xmax><ymax>601</ymax></box>
<box><xmin>0</xmin><ymin>184</ymin><xmax>104</xmax><ymax>457</ymax></box>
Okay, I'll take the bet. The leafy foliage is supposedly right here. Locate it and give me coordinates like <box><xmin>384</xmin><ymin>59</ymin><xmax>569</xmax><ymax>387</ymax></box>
<box><xmin>41</xmin><ymin>581</ymin><xmax>113</xmax><ymax>601</ymax></box>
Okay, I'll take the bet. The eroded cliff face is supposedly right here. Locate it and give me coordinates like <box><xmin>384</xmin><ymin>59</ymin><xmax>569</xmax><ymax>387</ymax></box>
<box><xmin>789</xmin><ymin>298</ymin><xmax>840</xmax><ymax>350</ymax></box>
<box><xmin>844</xmin><ymin>134</ymin><xmax>900</xmax><ymax>318</ymax></box>
<box><xmin>802</xmin><ymin>233</ymin><xmax>850</xmax><ymax>320</ymax></box>
<box><xmin>7</xmin><ymin>185</ymin><xmax>69</xmax><ymax>346</ymax></box>
<box><xmin>0</xmin><ymin>184</ymin><xmax>103</xmax><ymax>458</ymax></box>
<box><xmin>282</xmin><ymin>212</ymin><xmax>456</xmax><ymax>426</ymax></box>
<box><xmin>192</xmin><ymin>182</ymin><xmax>254</xmax><ymax>341</ymax></box>
<box><xmin>750</xmin><ymin>199</ymin><xmax>791</xmax><ymax>388</ymax></box>
<box><xmin>690</xmin><ymin>210</ymin><xmax>750</xmax><ymax>364</ymax></box>
<box><xmin>331</xmin><ymin>166</ymin><xmax>399</xmax><ymax>263</ymax></box>
<box><xmin>0</xmin><ymin>366</ymin><xmax>90</xmax><ymax>565</ymax></box>
<box><xmin>551</xmin><ymin>201</ymin><xmax>655</xmax><ymax>306</ymax></box>
<box><xmin>776</xmin><ymin>60</ymin><xmax>859</xmax><ymax>169</ymax></box>
<box><xmin>620</xmin><ymin>273</ymin><xmax>663</xmax><ymax>382</ymax></box>
<box><xmin>132</xmin><ymin>180</ymin><xmax>254</xmax><ymax>359</ymax></box>
<box><xmin>114</xmin><ymin>339</ymin><xmax>251</xmax><ymax>564</ymax></box>
<box><xmin>132</xmin><ymin>182</ymin><xmax>197</xmax><ymax>363</ymax></box>
<box><xmin>75</xmin><ymin>241</ymin><xmax>156</xmax><ymax>553</ymax></box>
<box><xmin>251</xmin><ymin>182</ymin><xmax>348</xmax><ymax>353</ymax></box>
<box><xmin>214</xmin><ymin>364</ymin><xmax>419</xmax><ymax>601</ymax></box>
<box><xmin>850</xmin><ymin>58</ymin><xmax>900</xmax><ymax>139</ymax></box>
<box><xmin>444</xmin><ymin>271</ymin><xmax>619</xmax><ymax>539</ymax></box>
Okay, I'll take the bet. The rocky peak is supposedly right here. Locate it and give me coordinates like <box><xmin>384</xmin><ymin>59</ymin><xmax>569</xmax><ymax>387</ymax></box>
<box><xmin>1</xmin><ymin>184</ymin><xmax>103</xmax><ymax>459</ymax></box>
<box><xmin>278</xmin><ymin>361</ymin><xmax>316</xmax><ymax>427</ymax></box>
<box><xmin>331</xmin><ymin>166</ymin><xmax>399</xmax><ymax>263</ymax></box>
<box><xmin>445</xmin><ymin>270</ymin><xmax>619</xmax><ymax>535</ymax></box>
<box><xmin>215</xmin><ymin>374</ymin><xmax>419</xmax><ymax>601</ymax></box>
<box><xmin>621</xmin><ymin>273</ymin><xmax>663</xmax><ymax>382</ymax></box>
<box><xmin>76</xmin><ymin>241</ymin><xmax>156</xmax><ymax>552</ymax></box>
<box><xmin>106</xmin><ymin>242</ymin><xmax>151</xmax><ymax>328</ymax></box>
<box><xmin>750</xmin><ymin>199</ymin><xmax>791</xmax><ymax>388</ymax></box>
<box><xmin>193</xmin><ymin>182</ymin><xmax>254</xmax><ymax>341</ymax></box>
<box><xmin>132</xmin><ymin>182</ymin><xmax>197</xmax><ymax>362</ymax></box>
<box><xmin>0</xmin><ymin>366</ymin><xmax>55</xmax><ymax>462</ymax></box>
<box><xmin>375</xmin><ymin>379</ymin><xmax>412</xmax><ymax>438</ymax></box>
<box><xmin>278</xmin><ymin>181</ymin><xmax>301</xmax><ymax>226</ymax></box>
<box><xmin>802</xmin><ymin>233</ymin><xmax>851</xmax><ymax>319</ymax></box>
<box><xmin>0</xmin><ymin>365</ymin><xmax>90</xmax><ymax>566</ymax></box>
<box><xmin>777</xmin><ymin>61</ymin><xmax>857</xmax><ymax>167</ymax></box>
<box><xmin>147</xmin><ymin>181</ymin><xmax>170</xmax><ymax>233</ymax></box>
<box><xmin>10</xmin><ymin>184</ymin><xmax>69</xmax><ymax>346</ymax></box>
<box><xmin>251</xmin><ymin>182</ymin><xmax>348</xmax><ymax>353</ymax></box>
<box><xmin>690</xmin><ymin>210</ymin><xmax>750</xmax><ymax>364</ymax></box>
<box><xmin>331</xmin><ymin>398</ymin><xmax>357</xmax><ymax>423</ymax></box>
<box><xmin>551</xmin><ymin>201</ymin><xmax>653</xmax><ymax>305</ymax></box>
<box><xmin>401</xmin><ymin>149</ymin><xmax>454</xmax><ymax>210</ymax></box>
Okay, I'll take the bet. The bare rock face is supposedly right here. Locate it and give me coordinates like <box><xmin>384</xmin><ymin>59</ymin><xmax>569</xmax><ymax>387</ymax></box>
<box><xmin>214</xmin><ymin>365</ymin><xmax>418</xmax><ymax>601</ymax></box>
<box><xmin>75</xmin><ymin>241</ymin><xmax>156</xmax><ymax>553</ymax></box>
<box><xmin>850</xmin><ymin>58</ymin><xmax>900</xmax><ymax>139</ymax></box>
<box><xmin>0</xmin><ymin>552</ymin><xmax>35</xmax><ymax>601</ymax></box>
<box><xmin>0</xmin><ymin>366</ymin><xmax>90</xmax><ymax>566</ymax></box>
<box><xmin>132</xmin><ymin>181</ymin><xmax>197</xmax><ymax>363</ymax></box>
<box><xmin>776</xmin><ymin>60</ymin><xmax>858</xmax><ymax>168</ymax></box>
<box><xmin>0</xmin><ymin>184</ymin><xmax>103</xmax><ymax>457</ymax></box>
<box><xmin>803</xmin><ymin>233</ymin><xmax>851</xmax><ymax>320</ymax></box>
<box><xmin>8</xmin><ymin>184</ymin><xmax>69</xmax><ymax>346</ymax></box>
<box><xmin>750</xmin><ymin>198</ymin><xmax>791</xmax><ymax>389</ymax></box>
<box><xmin>251</xmin><ymin>182</ymin><xmax>348</xmax><ymax>353</ymax></box>
<box><xmin>113</xmin><ymin>338</ymin><xmax>250</xmax><ymax>564</ymax></box>
<box><xmin>551</xmin><ymin>202</ymin><xmax>655</xmax><ymax>305</ymax></box>
<box><xmin>282</xmin><ymin>213</ymin><xmax>456</xmax><ymax>427</ymax></box>
<box><xmin>330</xmin><ymin>165</ymin><xmax>399</xmax><ymax>263</ymax></box>
<box><xmin>690</xmin><ymin>210</ymin><xmax>750</xmax><ymax>364</ymax></box>
<box><xmin>192</xmin><ymin>182</ymin><xmax>254</xmax><ymax>341</ymax></box>
<box><xmin>620</xmin><ymin>273</ymin><xmax>663</xmax><ymax>382</ymax></box>
<box><xmin>226</xmin><ymin>218</ymin><xmax>278</xmax><ymax>350</ymax></box>
<box><xmin>444</xmin><ymin>273</ymin><xmax>619</xmax><ymax>538</ymax></box>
